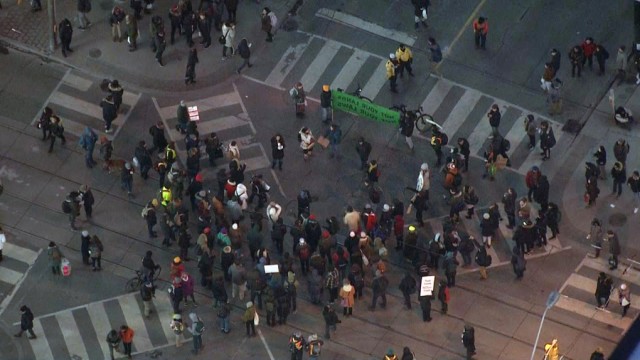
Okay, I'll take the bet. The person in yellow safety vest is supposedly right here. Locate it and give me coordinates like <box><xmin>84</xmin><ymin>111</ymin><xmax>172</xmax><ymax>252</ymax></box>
<box><xmin>161</xmin><ymin>186</ymin><xmax>172</xmax><ymax>207</ymax></box>
<box><xmin>395</xmin><ymin>44</ymin><xmax>414</xmax><ymax>78</ymax></box>
<box><xmin>385</xmin><ymin>53</ymin><xmax>398</xmax><ymax>93</ymax></box>
<box><xmin>289</xmin><ymin>331</ymin><xmax>306</xmax><ymax>360</ymax></box>
<box><xmin>544</xmin><ymin>338</ymin><xmax>559</xmax><ymax>360</ymax></box>
<box><xmin>169</xmin><ymin>313</ymin><xmax>184</xmax><ymax>347</ymax></box>
<box><xmin>384</xmin><ymin>348</ymin><xmax>398</xmax><ymax>360</ymax></box>
<box><xmin>165</xmin><ymin>143</ymin><xmax>177</xmax><ymax>166</ymax></box>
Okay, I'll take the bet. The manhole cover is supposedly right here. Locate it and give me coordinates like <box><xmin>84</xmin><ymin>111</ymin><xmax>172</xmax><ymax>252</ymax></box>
<box><xmin>609</xmin><ymin>213</ymin><xmax>627</xmax><ymax>227</ymax></box>
<box><xmin>89</xmin><ymin>48</ymin><xmax>102</xmax><ymax>58</ymax></box>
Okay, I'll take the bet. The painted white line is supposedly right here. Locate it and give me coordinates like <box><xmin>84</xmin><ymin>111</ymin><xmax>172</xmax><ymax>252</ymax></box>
<box><xmin>316</xmin><ymin>8</ymin><xmax>417</xmax><ymax>46</ymax></box>
<box><xmin>554</xmin><ymin>295</ymin><xmax>632</xmax><ymax>331</ymax></box>
<box><xmin>154</xmin><ymin>291</ymin><xmax>178</xmax><ymax>343</ymax></box>
<box><xmin>465</xmin><ymin>103</ymin><xmax>494</xmax><ymax>152</ymax></box>
<box><xmin>257</xmin><ymin>328</ymin><xmax>276</xmax><ymax>360</ymax></box>
<box><xmin>436</xmin><ymin>0</ymin><xmax>487</xmax><ymax>69</ymax></box>
<box><xmin>0</xmin><ymin>267</ymin><xmax>24</xmax><ymax>285</ymax></box>
<box><xmin>57</xmin><ymin>310</ymin><xmax>90</xmax><ymax>360</ymax></box>
<box><xmin>48</xmin><ymin>92</ymin><xmax>103</xmax><ymax>120</ymax></box>
<box><xmin>300</xmin><ymin>39</ymin><xmax>341</xmax><ymax>91</ymax></box>
<box><xmin>118</xmin><ymin>295</ymin><xmax>153</xmax><ymax>352</ymax></box>
<box><xmin>440</xmin><ymin>89</ymin><xmax>483</xmax><ymax>137</ymax></box>
<box><xmin>420</xmin><ymin>80</ymin><xmax>454</xmax><ymax>120</ymax></box>
<box><xmin>232</xmin><ymin>82</ymin><xmax>257</xmax><ymax>134</ymax></box>
<box><xmin>0</xmin><ymin>248</ymin><xmax>42</xmax><ymax>317</ymax></box>
<box><xmin>516</xmin><ymin>120</ymin><xmax>566</xmax><ymax>175</ymax></box>
<box><xmin>331</xmin><ymin>49</ymin><xmax>369</xmax><ymax>91</ymax></box>
<box><xmin>87</xmin><ymin>301</ymin><xmax>114</xmax><ymax>359</ymax></box>
<box><xmin>169</xmin><ymin>115</ymin><xmax>249</xmax><ymax>137</ymax></box>
<box><xmin>30</xmin><ymin>319</ymin><xmax>55</xmax><ymax>360</ymax></box>
<box><xmin>32</xmin><ymin>68</ymin><xmax>71</xmax><ymax>126</ymax></box>
<box><xmin>265</xmin><ymin>37</ymin><xmax>313</xmax><ymax>88</ymax></box>
<box><xmin>360</xmin><ymin>60</ymin><xmax>387</xmax><ymax>101</ymax></box>
<box><xmin>62</xmin><ymin>72</ymin><xmax>92</xmax><ymax>92</ymax></box>
<box><xmin>112</xmin><ymin>91</ymin><xmax>141</xmax><ymax>140</ymax></box>
<box><xmin>503</xmin><ymin>114</ymin><xmax>528</xmax><ymax>157</ymax></box>
<box><xmin>2</xmin><ymin>243</ymin><xmax>39</xmax><ymax>265</ymax></box>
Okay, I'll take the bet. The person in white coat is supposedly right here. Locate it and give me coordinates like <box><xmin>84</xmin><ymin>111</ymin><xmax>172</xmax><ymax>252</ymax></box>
<box><xmin>416</xmin><ymin>163</ymin><xmax>430</xmax><ymax>192</ymax></box>
<box><xmin>222</xmin><ymin>22</ymin><xmax>236</xmax><ymax>60</ymax></box>
<box><xmin>266</xmin><ymin>202</ymin><xmax>282</xmax><ymax>225</ymax></box>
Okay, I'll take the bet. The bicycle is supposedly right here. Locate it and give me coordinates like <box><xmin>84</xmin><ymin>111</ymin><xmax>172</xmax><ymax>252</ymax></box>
<box><xmin>390</xmin><ymin>104</ymin><xmax>440</xmax><ymax>133</ymax></box>
<box><xmin>124</xmin><ymin>266</ymin><xmax>162</xmax><ymax>293</ymax></box>
<box><xmin>337</xmin><ymin>83</ymin><xmax>372</xmax><ymax>103</ymax></box>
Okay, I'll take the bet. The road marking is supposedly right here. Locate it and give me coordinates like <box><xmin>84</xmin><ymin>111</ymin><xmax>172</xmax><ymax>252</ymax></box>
<box><xmin>265</xmin><ymin>38</ymin><xmax>313</xmax><ymax>88</ymax></box>
<box><xmin>87</xmin><ymin>301</ymin><xmax>114</xmax><ymax>359</ymax></box>
<box><xmin>331</xmin><ymin>49</ymin><xmax>369</xmax><ymax>91</ymax></box>
<box><xmin>0</xmin><ymin>267</ymin><xmax>24</xmax><ymax>285</ymax></box>
<box><xmin>57</xmin><ymin>310</ymin><xmax>90</xmax><ymax>360</ymax></box>
<box><xmin>62</xmin><ymin>72</ymin><xmax>92</xmax><ymax>92</ymax></box>
<box><xmin>440</xmin><ymin>89</ymin><xmax>483</xmax><ymax>136</ymax></box>
<box><xmin>31</xmin><ymin>68</ymin><xmax>71</xmax><ymax>126</ymax></box>
<box><xmin>30</xmin><ymin>319</ymin><xmax>55</xmax><ymax>360</ymax></box>
<box><xmin>420</xmin><ymin>80</ymin><xmax>454</xmax><ymax>119</ymax></box>
<box><xmin>361</xmin><ymin>60</ymin><xmax>387</xmax><ymax>100</ymax></box>
<box><xmin>300</xmin><ymin>39</ymin><xmax>341</xmax><ymax>91</ymax></box>
<box><xmin>157</xmin><ymin>92</ymin><xmax>242</xmax><ymax>120</ymax></box>
<box><xmin>2</xmin><ymin>242</ymin><xmax>39</xmax><ymax>264</ymax></box>
<box><xmin>155</xmin><ymin>291</ymin><xmax>181</xmax><ymax>342</ymax></box>
<box><xmin>49</xmin><ymin>91</ymin><xmax>103</xmax><ymax>120</ymax></box>
<box><xmin>257</xmin><ymin>328</ymin><xmax>276</xmax><ymax>360</ymax></box>
<box><xmin>119</xmin><ymin>295</ymin><xmax>153</xmax><ymax>352</ymax></box>
<box><xmin>436</xmin><ymin>0</ymin><xmax>488</xmax><ymax>70</ymax></box>
<box><xmin>315</xmin><ymin>8</ymin><xmax>417</xmax><ymax>46</ymax></box>
<box><xmin>0</xmin><ymin>247</ymin><xmax>42</xmax><ymax>317</ymax></box>
<box><xmin>554</xmin><ymin>295</ymin><xmax>631</xmax><ymax>332</ymax></box>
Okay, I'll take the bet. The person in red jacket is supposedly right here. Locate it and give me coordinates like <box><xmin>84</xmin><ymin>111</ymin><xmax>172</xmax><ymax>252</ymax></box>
<box><xmin>393</xmin><ymin>214</ymin><xmax>405</xmax><ymax>250</ymax></box>
<box><xmin>119</xmin><ymin>325</ymin><xmax>135</xmax><ymax>359</ymax></box>
<box><xmin>525</xmin><ymin>166</ymin><xmax>541</xmax><ymax>202</ymax></box>
<box><xmin>581</xmin><ymin>37</ymin><xmax>597</xmax><ymax>70</ymax></box>
<box><xmin>472</xmin><ymin>17</ymin><xmax>488</xmax><ymax>50</ymax></box>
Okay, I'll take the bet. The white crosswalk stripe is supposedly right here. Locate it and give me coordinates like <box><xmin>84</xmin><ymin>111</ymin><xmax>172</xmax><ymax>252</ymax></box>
<box><xmin>555</xmin><ymin>256</ymin><xmax>639</xmax><ymax>333</ymax></box>
<box><xmin>25</xmin><ymin>290</ymin><xmax>190</xmax><ymax>358</ymax></box>
<box><xmin>33</xmin><ymin>69</ymin><xmax>141</xmax><ymax>139</ymax></box>
<box><xmin>0</xmin><ymin>243</ymin><xmax>39</xmax><ymax>286</ymax></box>
<box><xmin>250</xmin><ymin>32</ymin><xmax>568</xmax><ymax>176</ymax></box>
<box><xmin>152</xmin><ymin>85</ymin><xmax>270</xmax><ymax>175</ymax></box>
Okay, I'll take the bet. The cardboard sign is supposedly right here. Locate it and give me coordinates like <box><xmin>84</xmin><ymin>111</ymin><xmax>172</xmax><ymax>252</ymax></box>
<box><xmin>264</xmin><ymin>264</ymin><xmax>279</xmax><ymax>274</ymax></box>
<box><xmin>420</xmin><ymin>275</ymin><xmax>435</xmax><ymax>296</ymax></box>
<box><xmin>188</xmin><ymin>106</ymin><xmax>200</xmax><ymax>121</ymax></box>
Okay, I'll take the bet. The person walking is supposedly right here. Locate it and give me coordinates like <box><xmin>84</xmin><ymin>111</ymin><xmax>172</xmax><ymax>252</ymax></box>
<box><xmin>472</xmin><ymin>17</ymin><xmax>488</xmax><ymax>49</ymax></box>
<box><xmin>590</xmin><ymin>347</ymin><xmax>605</xmax><ymax>360</ymax></box>
<box><xmin>47</xmin><ymin>241</ymin><xmax>63</xmax><ymax>275</ymax></box>
<box><xmin>155</xmin><ymin>29</ymin><xmax>167</xmax><ymax>66</ymax></box>
<box><xmin>595</xmin><ymin>272</ymin><xmax>613</xmax><ymax>308</ymax></box>
<box><xmin>121</xmin><ymin>162</ymin><xmax>134</xmax><ymax>198</ymax></box>
<box><xmin>80</xmin><ymin>230</ymin><xmax>91</xmax><ymax>265</ymax></box>
<box><xmin>119</xmin><ymin>325</ymin><xmax>134</xmax><ymax>359</ymax></box>
<box><xmin>541</xmin><ymin>62</ymin><xmax>555</xmax><ymax>92</ymax></box>
<box><xmin>547</xmin><ymin>79</ymin><xmax>563</xmax><ymax>116</ymax></box>
<box><xmin>399</xmin><ymin>271</ymin><xmax>417</xmax><ymax>309</ymax></box>
<box><xmin>369</xmin><ymin>270</ymin><xmax>389</xmax><ymax>311</ymax></box>
<box><xmin>395</xmin><ymin>43</ymin><xmax>415</xmax><ymax>77</ymax></box>
<box><xmin>427</xmin><ymin>37</ymin><xmax>442</xmax><ymax>78</ymax></box>
<box><xmin>355</xmin><ymin>137</ymin><xmax>372</xmax><ymax>170</ymax></box>
<box><xmin>242</xmin><ymin>301</ymin><xmax>256</xmax><ymax>337</ymax></box>
<box><xmin>188</xmin><ymin>312</ymin><xmax>205</xmax><ymax>353</ymax></box>
<box><xmin>339</xmin><ymin>278</ymin><xmax>355</xmax><ymax>316</ymax></box>
<box><xmin>320</xmin><ymin>85</ymin><xmax>332</xmax><ymax>123</ymax></box>
<box><xmin>289</xmin><ymin>331</ymin><xmax>306</xmax><ymax>360</ymax></box>
<box><xmin>270</xmin><ymin>133</ymin><xmax>285</xmax><ymax>170</ymax></box>
<box><xmin>487</xmin><ymin>104</ymin><xmax>501</xmax><ymax>137</ymax></box>
<box><xmin>322</xmin><ymin>305</ymin><xmax>340</xmax><ymax>339</ymax></box>
<box><xmin>386</xmin><ymin>53</ymin><xmax>399</xmax><ymax>93</ymax></box>
<box><xmin>437</xmin><ymin>279</ymin><xmax>450</xmax><ymax>314</ymax></box>
<box><xmin>79</xmin><ymin>127</ymin><xmax>98</xmax><ymax>168</ymax></box>
<box><xmin>260</xmin><ymin>7</ymin><xmax>277</xmax><ymax>42</ymax></box>
<box><xmin>399</xmin><ymin>108</ymin><xmax>415</xmax><ymax>151</ymax></box>
<box><xmin>140</xmin><ymin>281</ymin><xmax>155</xmax><ymax>318</ymax></box>
<box><xmin>549</xmin><ymin>48</ymin><xmax>561</xmax><ymax>73</ymax></box>
<box><xmin>569</xmin><ymin>45</ymin><xmax>584</xmax><ymax>78</ymax></box>
<box><xmin>126</xmin><ymin>14</ymin><xmax>138</xmax><ymax>51</ymax></box>
<box><xmin>224</xmin><ymin>0</ymin><xmax>237</xmax><ymax>22</ymax></box>
<box><xmin>89</xmin><ymin>235</ymin><xmax>103</xmax><ymax>271</ymax></box>
<box><xmin>185</xmin><ymin>48</ymin><xmax>198</xmax><ymax>85</ymax></box>
<box><xmin>462</xmin><ymin>325</ymin><xmax>476</xmax><ymax>359</ymax></box>
<box><xmin>457</xmin><ymin>137</ymin><xmax>470</xmax><ymax>172</ymax></box>
<box><xmin>236</xmin><ymin>38</ymin><xmax>253</xmax><ymax>73</ymax></box>
<box><xmin>110</xmin><ymin>6</ymin><xmax>125</xmax><ymax>42</ymax></box>
<box><xmin>325</xmin><ymin>265</ymin><xmax>340</xmax><ymax>304</ymax></box>
<box><xmin>606</xmin><ymin>230</ymin><xmax>621</xmax><ymax>270</ymax></box>
<box><xmin>299</xmin><ymin>127</ymin><xmax>315</xmax><ymax>161</ymax></box>
<box><xmin>475</xmin><ymin>244</ymin><xmax>491</xmax><ymax>279</ymax></box>
<box><xmin>0</xmin><ymin>226</ymin><xmax>5</xmax><ymax>262</ymax></box>
<box><xmin>324</xmin><ymin>123</ymin><xmax>342</xmax><ymax>159</ymax></box>
<box><xmin>613</xmin><ymin>138</ymin><xmax>630</xmax><ymax>166</ymax></box>
<box><xmin>594</xmin><ymin>145</ymin><xmax>607</xmax><ymax>180</ymax></box>
<box><xmin>628</xmin><ymin>171</ymin><xmax>640</xmax><ymax>214</ymax></box>
<box><xmin>197</xmin><ymin>12</ymin><xmax>211</xmax><ymax>48</ymax></box>
<box><xmin>221</xmin><ymin>21</ymin><xmax>235</xmax><ymax>60</ymax></box>
<box><xmin>615</xmin><ymin>45</ymin><xmax>629</xmax><ymax>84</ymax></box>
<box><xmin>620</xmin><ymin>283</ymin><xmax>631</xmax><ymax>317</ymax></box>
<box><xmin>384</xmin><ymin>349</ymin><xmax>399</xmax><ymax>360</ymax></box>
<box><xmin>411</xmin><ymin>0</ymin><xmax>429</xmax><ymax>28</ymax></box>
<box><xmin>539</xmin><ymin>120</ymin><xmax>556</xmax><ymax>160</ymax></box>
<box><xmin>77</xmin><ymin>0</ymin><xmax>92</xmax><ymax>30</ymax></box>
<box><xmin>100</xmin><ymin>95</ymin><xmax>117</xmax><ymax>133</ymax></box>
<box><xmin>307</xmin><ymin>333</ymin><xmax>324</xmax><ymax>360</ymax></box>
<box><xmin>106</xmin><ymin>329</ymin><xmax>121</xmax><ymax>360</ymax></box>
<box><xmin>59</xmin><ymin>18</ymin><xmax>74</xmax><ymax>57</ymax></box>
<box><xmin>48</xmin><ymin>116</ymin><xmax>66</xmax><ymax>153</ymax></box>
<box><xmin>14</xmin><ymin>305</ymin><xmax>36</xmax><ymax>339</ymax></box>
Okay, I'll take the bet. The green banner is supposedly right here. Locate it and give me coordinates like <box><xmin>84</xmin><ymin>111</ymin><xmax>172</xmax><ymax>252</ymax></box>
<box><xmin>331</xmin><ymin>90</ymin><xmax>400</xmax><ymax>125</ymax></box>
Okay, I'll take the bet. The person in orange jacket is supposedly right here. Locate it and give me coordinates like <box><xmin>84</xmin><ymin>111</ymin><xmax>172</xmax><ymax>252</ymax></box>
<box><xmin>472</xmin><ymin>17</ymin><xmax>488</xmax><ymax>50</ymax></box>
<box><xmin>119</xmin><ymin>325</ymin><xmax>135</xmax><ymax>359</ymax></box>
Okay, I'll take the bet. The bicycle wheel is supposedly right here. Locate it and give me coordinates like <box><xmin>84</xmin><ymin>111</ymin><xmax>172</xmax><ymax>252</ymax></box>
<box><xmin>359</xmin><ymin>96</ymin><xmax>373</xmax><ymax>103</ymax></box>
<box><xmin>150</xmin><ymin>266</ymin><xmax>162</xmax><ymax>282</ymax></box>
<box><xmin>124</xmin><ymin>277</ymin><xmax>140</xmax><ymax>293</ymax></box>
<box><xmin>416</xmin><ymin>114</ymin><xmax>436</xmax><ymax>133</ymax></box>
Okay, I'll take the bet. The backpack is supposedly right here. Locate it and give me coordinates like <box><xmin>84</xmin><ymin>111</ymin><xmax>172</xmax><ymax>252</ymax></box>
<box><xmin>502</xmin><ymin>138</ymin><xmax>511</xmax><ymax>152</ymax></box>
<box><xmin>62</xmin><ymin>200</ymin><xmax>72</xmax><ymax>214</ymax></box>
<box><xmin>195</xmin><ymin>320</ymin><xmax>205</xmax><ymax>334</ymax></box>
<box><xmin>309</xmin><ymin>341</ymin><xmax>321</xmax><ymax>356</ymax></box>
<box><xmin>439</xmin><ymin>133</ymin><xmax>449</xmax><ymax>146</ymax></box>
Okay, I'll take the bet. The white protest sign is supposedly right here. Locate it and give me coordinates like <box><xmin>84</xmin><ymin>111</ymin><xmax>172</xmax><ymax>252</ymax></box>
<box><xmin>420</xmin><ymin>276</ymin><xmax>435</xmax><ymax>296</ymax></box>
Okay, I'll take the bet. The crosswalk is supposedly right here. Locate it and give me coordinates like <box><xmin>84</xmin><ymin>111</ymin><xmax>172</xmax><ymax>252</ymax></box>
<box><xmin>152</xmin><ymin>84</ymin><xmax>271</xmax><ymax>179</ymax></box>
<box><xmin>21</xmin><ymin>290</ymin><xmax>191</xmax><ymax>359</ymax></box>
<box><xmin>249</xmin><ymin>31</ymin><xmax>568</xmax><ymax>178</ymax></box>
<box><xmin>555</xmin><ymin>256</ymin><xmax>639</xmax><ymax>333</ymax></box>
<box><xmin>33</xmin><ymin>69</ymin><xmax>141</xmax><ymax>139</ymax></box>
<box><xmin>0</xmin><ymin>242</ymin><xmax>40</xmax><ymax>315</ymax></box>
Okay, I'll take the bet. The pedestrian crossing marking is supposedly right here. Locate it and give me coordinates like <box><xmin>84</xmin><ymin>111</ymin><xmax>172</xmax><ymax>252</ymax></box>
<box><xmin>361</xmin><ymin>60</ymin><xmax>387</xmax><ymax>100</ymax></box>
<box><xmin>185</xmin><ymin>115</ymin><xmax>250</xmax><ymax>136</ymax></box>
<box><xmin>3</xmin><ymin>242</ymin><xmax>39</xmax><ymax>265</ymax></box>
<box><xmin>517</xmin><ymin>120</ymin><xmax>567</xmax><ymax>175</ymax></box>
<box><xmin>554</xmin><ymin>295</ymin><xmax>633</xmax><ymax>331</ymax></box>
<box><xmin>0</xmin><ymin>267</ymin><xmax>24</xmax><ymax>285</ymax></box>
<box><xmin>440</xmin><ymin>90</ymin><xmax>483</xmax><ymax>137</ymax></box>
<box><xmin>155</xmin><ymin>292</ymin><xmax>180</xmax><ymax>343</ymax></box>
<box><xmin>582</xmin><ymin>257</ymin><xmax>640</xmax><ymax>288</ymax></box>
<box><xmin>119</xmin><ymin>295</ymin><xmax>153</xmax><ymax>352</ymax></box>
<box><xmin>560</xmin><ymin>273</ymin><xmax>597</xmax><ymax>293</ymax></box>
<box><xmin>331</xmin><ymin>49</ymin><xmax>369</xmax><ymax>91</ymax></box>
<box><xmin>300</xmin><ymin>39</ymin><xmax>342</xmax><ymax>91</ymax></box>
<box><xmin>466</xmin><ymin>102</ymin><xmax>498</xmax><ymax>152</ymax></box>
<box><xmin>420</xmin><ymin>80</ymin><xmax>454</xmax><ymax>117</ymax></box>
<box><xmin>265</xmin><ymin>39</ymin><xmax>313</xmax><ymax>88</ymax></box>
<box><xmin>57</xmin><ymin>310</ymin><xmax>90</xmax><ymax>360</ymax></box>
<box><xmin>62</xmin><ymin>72</ymin><xmax>92</xmax><ymax>92</ymax></box>
<box><xmin>30</xmin><ymin>319</ymin><xmax>54</xmax><ymax>360</ymax></box>
<box><xmin>504</xmin><ymin>114</ymin><xmax>528</xmax><ymax>157</ymax></box>
<box><xmin>49</xmin><ymin>91</ymin><xmax>109</xmax><ymax>122</ymax></box>
<box><xmin>86</xmin><ymin>301</ymin><xmax>113</xmax><ymax>359</ymax></box>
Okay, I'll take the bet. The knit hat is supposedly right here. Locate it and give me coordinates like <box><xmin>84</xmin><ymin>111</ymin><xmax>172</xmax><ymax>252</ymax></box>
<box><xmin>483</xmin><ymin>213</ymin><xmax>490</xmax><ymax>220</ymax></box>
<box><xmin>383</xmin><ymin>204</ymin><xmax>390</xmax><ymax>212</ymax></box>
<box><xmin>82</xmin><ymin>230</ymin><xmax>89</xmax><ymax>237</ymax></box>
<box><xmin>173</xmin><ymin>257</ymin><xmax>181</xmax><ymax>264</ymax></box>
<box><xmin>232</xmin><ymin>223</ymin><xmax>238</xmax><ymax>230</ymax></box>
<box><xmin>299</xmin><ymin>238</ymin><xmax>306</xmax><ymax>244</ymax></box>
<box><xmin>349</xmin><ymin>231</ymin><xmax>356</xmax><ymax>237</ymax></box>
<box><xmin>195</xmin><ymin>173</ymin><xmax>203</xmax><ymax>182</ymax></box>
<box><xmin>421</xmin><ymin>163</ymin><xmax>429</xmax><ymax>171</ymax></box>
<box><xmin>223</xmin><ymin>246</ymin><xmax>231</xmax><ymax>253</ymax></box>
<box><xmin>322</xmin><ymin>85</ymin><xmax>329</xmax><ymax>92</ymax></box>
<box><xmin>389</xmin><ymin>53</ymin><xmax>395</xmax><ymax>59</ymax></box>
<box><xmin>246</xmin><ymin>301</ymin><xmax>253</xmax><ymax>308</ymax></box>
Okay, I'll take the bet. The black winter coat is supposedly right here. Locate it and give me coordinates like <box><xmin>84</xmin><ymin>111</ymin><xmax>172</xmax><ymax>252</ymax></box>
<box><xmin>237</xmin><ymin>39</ymin><xmax>251</xmax><ymax>59</ymax></box>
